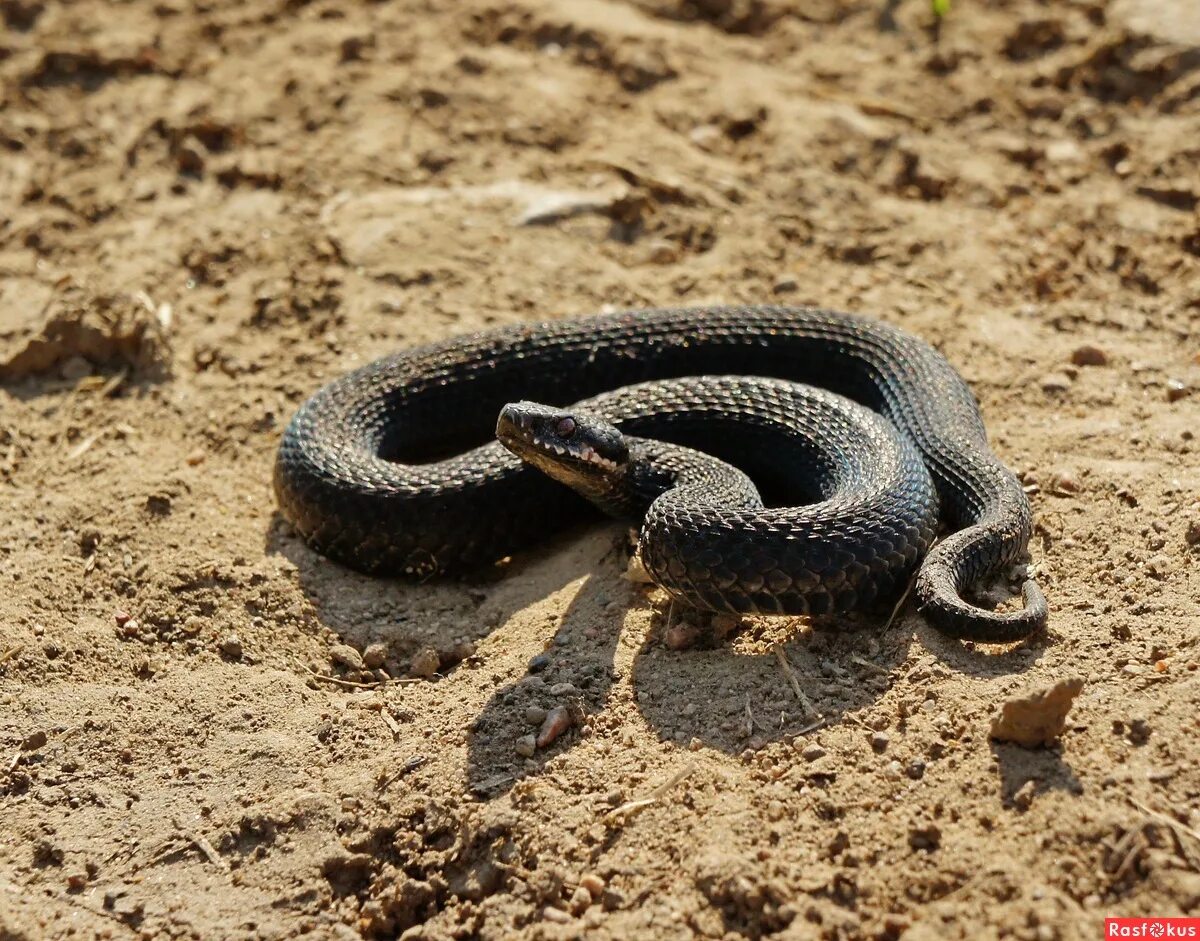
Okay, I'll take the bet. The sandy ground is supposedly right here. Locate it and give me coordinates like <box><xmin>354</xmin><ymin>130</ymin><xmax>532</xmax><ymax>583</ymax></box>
<box><xmin>2</xmin><ymin>0</ymin><xmax>1200</xmax><ymax>938</ymax></box>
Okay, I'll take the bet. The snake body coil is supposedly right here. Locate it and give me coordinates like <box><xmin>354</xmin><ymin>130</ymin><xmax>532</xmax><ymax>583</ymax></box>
<box><xmin>274</xmin><ymin>306</ymin><xmax>1047</xmax><ymax>642</ymax></box>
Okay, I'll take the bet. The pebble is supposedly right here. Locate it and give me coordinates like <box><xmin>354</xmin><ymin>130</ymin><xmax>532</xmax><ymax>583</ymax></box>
<box><xmin>801</xmin><ymin>743</ymin><xmax>827</xmax><ymax>762</ymax></box>
<box><xmin>181</xmin><ymin>615</ymin><xmax>204</xmax><ymax>635</ymax></box>
<box><xmin>906</xmin><ymin>760</ymin><xmax>926</xmax><ymax>780</ymax></box>
<box><xmin>1165</xmin><ymin>379</ymin><xmax>1190</xmax><ymax>402</ymax></box>
<box><xmin>1185</xmin><ymin>521</ymin><xmax>1200</xmax><ymax>546</ymax></box>
<box><xmin>640</xmin><ymin>239</ymin><xmax>679</xmax><ymax>265</ymax></box>
<box><xmin>772</xmin><ymin>276</ymin><xmax>799</xmax><ymax>294</ymax></box>
<box><xmin>362</xmin><ymin>642</ymin><xmax>388</xmax><ymax>669</ymax></box>
<box><xmin>579</xmin><ymin>873</ymin><xmax>606</xmax><ymax>898</ymax></box>
<box><xmin>329</xmin><ymin>644</ymin><xmax>365</xmax><ymax>672</ymax></box>
<box><xmin>543</xmin><ymin>906</ymin><xmax>571</xmax><ymax>924</ymax></box>
<box><xmin>688</xmin><ymin>123</ymin><xmax>723</xmax><ymax>151</ymax></box>
<box><xmin>1040</xmin><ymin>372</ymin><xmax>1072</xmax><ymax>393</ymax></box>
<box><xmin>568</xmin><ymin>885</ymin><xmax>592</xmax><ymax>915</ymax></box>
<box><xmin>536</xmin><ymin>706</ymin><xmax>573</xmax><ymax>748</ymax></box>
<box><xmin>1013</xmin><ymin>779</ymin><xmax>1038</xmax><ymax>810</ymax></box>
<box><xmin>1049</xmin><ymin>469</ymin><xmax>1081</xmax><ymax>494</ymax></box>
<box><xmin>549</xmin><ymin>682</ymin><xmax>577</xmax><ymax>696</ymax></box>
<box><xmin>664</xmin><ymin>621</ymin><xmax>700</xmax><ymax>650</ymax></box>
<box><xmin>528</xmin><ymin>653</ymin><xmax>551</xmax><ymax>672</ymax></box>
<box><xmin>220</xmin><ymin>634</ymin><xmax>243</xmax><ymax>659</ymax></box>
<box><xmin>514</xmin><ymin>735</ymin><xmax>536</xmax><ymax>758</ymax></box>
<box><xmin>114</xmin><ymin>610</ymin><xmax>132</xmax><ymax>627</ymax></box>
<box><xmin>525</xmin><ymin>706</ymin><xmax>548</xmax><ymax>726</ymax></box>
<box><xmin>184</xmin><ymin>448</ymin><xmax>206</xmax><ymax>467</ymax></box>
<box><xmin>410</xmin><ymin>647</ymin><xmax>441</xmax><ymax>678</ymax></box>
<box><xmin>870</xmin><ymin>732</ymin><xmax>890</xmax><ymax>753</ymax></box>
<box><xmin>1070</xmin><ymin>344</ymin><xmax>1108</xmax><ymax>366</ymax></box>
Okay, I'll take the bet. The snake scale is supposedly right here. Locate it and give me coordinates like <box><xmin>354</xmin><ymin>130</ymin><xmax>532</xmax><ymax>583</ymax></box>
<box><xmin>274</xmin><ymin>306</ymin><xmax>1047</xmax><ymax>642</ymax></box>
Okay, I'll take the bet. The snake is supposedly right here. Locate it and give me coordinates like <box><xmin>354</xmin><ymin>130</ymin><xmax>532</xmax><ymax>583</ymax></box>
<box><xmin>273</xmin><ymin>306</ymin><xmax>1047</xmax><ymax>642</ymax></box>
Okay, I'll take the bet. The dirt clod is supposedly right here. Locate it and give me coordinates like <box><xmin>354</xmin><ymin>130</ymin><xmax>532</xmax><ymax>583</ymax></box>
<box><xmin>990</xmin><ymin>678</ymin><xmax>1085</xmax><ymax>748</ymax></box>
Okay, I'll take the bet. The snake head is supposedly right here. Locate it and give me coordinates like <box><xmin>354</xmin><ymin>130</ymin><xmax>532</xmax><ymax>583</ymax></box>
<box><xmin>496</xmin><ymin>401</ymin><xmax>629</xmax><ymax>495</ymax></box>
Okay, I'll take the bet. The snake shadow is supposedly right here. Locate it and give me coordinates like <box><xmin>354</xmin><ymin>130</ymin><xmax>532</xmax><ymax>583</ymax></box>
<box><xmin>264</xmin><ymin>509</ymin><xmax>613</xmax><ymax>672</ymax></box>
<box><xmin>628</xmin><ymin>608</ymin><xmax>913</xmax><ymax>756</ymax></box>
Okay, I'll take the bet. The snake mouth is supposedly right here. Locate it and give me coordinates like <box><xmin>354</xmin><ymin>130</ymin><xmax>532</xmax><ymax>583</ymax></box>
<box><xmin>496</xmin><ymin>402</ymin><xmax>628</xmax><ymax>476</ymax></box>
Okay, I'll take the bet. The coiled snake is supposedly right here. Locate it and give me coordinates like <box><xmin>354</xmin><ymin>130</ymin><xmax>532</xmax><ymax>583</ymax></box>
<box><xmin>274</xmin><ymin>306</ymin><xmax>1047</xmax><ymax>642</ymax></box>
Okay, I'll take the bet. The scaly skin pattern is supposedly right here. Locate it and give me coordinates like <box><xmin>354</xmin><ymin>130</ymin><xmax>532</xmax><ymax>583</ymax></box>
<box><xmin>274</xmin><ymin>306</ymin><xmax>1048</xmax><ymax>642</ymax></box>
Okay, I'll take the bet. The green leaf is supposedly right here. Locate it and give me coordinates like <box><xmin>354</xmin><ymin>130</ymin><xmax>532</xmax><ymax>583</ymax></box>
<box><xmin>932</xmin><ymin>0</ymin><xmax>951</xmax><ymax>16</ymax></box>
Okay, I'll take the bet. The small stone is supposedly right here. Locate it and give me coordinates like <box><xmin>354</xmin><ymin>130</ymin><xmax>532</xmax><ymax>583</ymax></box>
<box><xmin>801</xmin><ymin>743</ymin><xmax>827</xmax><ymax>762</ymax></box>
<box><xmin>536</xmin><ymin>706</ymin><xmax>573</xmax><ymax>748</ymax></box>
<box><xmin>185</xmin><ymin>449</ymin><xmax>206</xmax><ymax>466</ymax></box>
<box><xmin>121</xmin><ymin>619</ymin><xmax>141</xmax><ymax>638</ymax></box>
<box><xmin>549</xmin><ymin>682</ymin><xmax>577</xmax><ymax>696</ymax></box>
<box><xmin>220</xmin><ymin>634</ymin><xmax>243</xmax><ymax>659</ymax></box>
<box><xmin>1040</xmin><ymin>372</ymin><xmax>1072</xmax><ymax>393</ymax></box>
<box><xmin>525</xmin><ymin>706</ymin><xmax>548</xmax><ymax>726</ymax></box>
<box><xmin>66</xmin><ymin>872</ymin><xmax>88</xmax><ymax>891</ymax></box>
<box><xmin>870</xmin><ymin>732</ymin><xmax>890</xmax><ymax>753</ymax></box>
<box><xmin>689</xmin><ymin>123</ymin><xmax>722</xmax><ymax>150</ymax></box>
<box><xmin>579</xmin><ymin>873</ymin><xmax>606</xmax><ymax>898</ymax></box>
<box><xmin>514</xmin><ymin>735</ymin><xmax>537</xmax><ymax>758</ymax></box>
<box><xmin>410</xmin><ymin>647</ymin><xmax>441</xmax><ymax>678</ymax></box>
<box><xmin>330</xmin><ymin>644</ymin><xmax>365</xmax><ymax>671</ymax></box>
<box><xmin>1070</xmin><ymin>344</ymin><xmax>1108</xmax><ymax>366</ymax></box>
<box><xmin>181</xmin><ymin>615</ymin><xmax>204</xmax><ymax>635</ymax></box>
<box><xmin>640</xmin><ymin>239</ymin><xmax>679</xmax><ymax>265</ymax></box>
<box><xmin>60</xmin><ymin>355</ymin><xmax>92</xmax><ymax>381</ymax></box>
<box><xmin>528</xmin><ymin>653</ymin><xmax>551</xmax><ymax>672</ymax></box>
<box><xmin>362</xmin><ymin>642</ymin><xmax>388</xmax><ymax>669</ymax></box>
<box><xmin>1185</xmin><ymin>521</ymin><xmax>1200</xmax><ymax>546</ymax></box>
<box><xmin>543</xmin><ymin>906</ymin><xmax>571</xmax><ymax>924</ymax></box>
<box><xmin>114</xmin><ymin>610</ymin><xmax>132</xmax><ymax>627</ymax></box>
<box><xmin>1012</xmin><ymin>779</ymin><xmax>1038</xmax><ymax>810</ymax></box>
<box><xmin>1049</xmin><ymin>469</ymin><xmax>1081</xmax><ymax>494</ymax></box>
<box><xmin>1165</xmin><ymin>378</ymin><xmax>1190</xmax><ymax>402</ymax></box>
<box><xmin>568</xmin><ymin>885</ymin><xmax>592</xmax><ymax>915</ymax></box>
<box><xmin>772</xmin><ymin>276</ymin><xmax>799</xmax><ymax>294</ymax></box>
<box><xmin>906</xmin><ymin>760</ymin><xmax>926</xmax><ymax>780</ymax></box>
<box><xmin>991</xmin><ymin>678</ymin><xmax>1083</xmax><ymax>747</ymax></box>
<box><xmin>22</xmin><ymin>730</ymin><xmax>48</xmax><ymax>751</ymax></box>
<box><xmin>665</xmin><ymin>621</ymin><xmax>700</xmax><ymax>650</ymax></box>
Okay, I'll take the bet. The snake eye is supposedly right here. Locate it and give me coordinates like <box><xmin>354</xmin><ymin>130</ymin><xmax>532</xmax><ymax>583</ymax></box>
<box><xmin>555</xmin><ymin>417</ymin><xmax>576</xmax><ymax>438</ymax></box>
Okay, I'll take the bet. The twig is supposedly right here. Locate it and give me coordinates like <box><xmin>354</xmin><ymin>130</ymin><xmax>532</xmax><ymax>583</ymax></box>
<box><xmin>0</xmin><ymin>645</ymin><xmax>23</xmax><ymax>664</ymax></box>
<box><xmin>67</xmin><ymin>432</ymin><xmax>103</xmax><ymax>461</ymax></box>
<box><xmin>305</xmin><ymin>668</ymin><xmax>419</xmax><ymax>690</ymax></box>
<box><xmin>773</xmin><ymin>645</ymin><xmax>817</xmax><ymax>719</ymax></box>
<box><xmin>850</xmin><ymin>654</ymin><xmax>889</xmax><ymax>676</ymax></box>
<box><xmin>1129</xmin><ymin>799</ymin><xmax>1200</xmax><ymax>844</ymax></box>
<box><xmin>380</xmin><ymin>710</ymin><xmax>401</xmax><ymax>738</ymax></box>
<box><xmin>171</xmin><ymin>817</ymin><xmax>229</xmax><ymax>872</ymax></box>
<box><xmin>1129</xmin><ymin>799</ymin><xmax>1200</xmax><ymax>870</ymax></box>
<box><xmin>604</xmin><ymin>765</ymin><xmax>694</xmax><ymax>824</ymax></box>
<box><xmin>883</xmin><ymin>574</ymin><xmax>918</xmax><ymax>630</ymax></box>
<box><xmin>792</xmin><ymin>717</ymin><xmax>826</xmax><ymax>736</ymax></box>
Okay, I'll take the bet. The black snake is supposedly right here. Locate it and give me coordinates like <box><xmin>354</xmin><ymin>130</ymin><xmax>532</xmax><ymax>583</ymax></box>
<box><xmin>274</xmin><ymin>306</ymin><xmax>1047</xmax><ymax>642</ymax></box>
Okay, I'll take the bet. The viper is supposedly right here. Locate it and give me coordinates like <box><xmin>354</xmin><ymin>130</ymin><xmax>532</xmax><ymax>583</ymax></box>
<box><xmin>274</xmin><ymin>306</ymin><xmax>1047</xmax><ymax>642</ymax></box>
